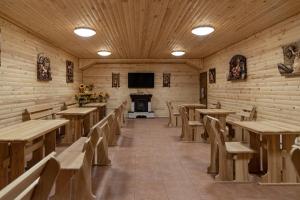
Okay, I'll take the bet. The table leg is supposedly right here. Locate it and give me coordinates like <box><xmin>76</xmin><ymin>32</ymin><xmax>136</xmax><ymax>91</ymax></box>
<box><xmin>77</xmin><ymin>116</ymin><xmax>84</xmax><ymax>139</ymax></box>
<box><xmin>282</xmin><ymin>134</ymin><xmax>299</xmax><ymax>183</ymax></box>
<box><xmin>248</xmin><ymin>132</ymin><xmax>263</xmax><ymax>173</ymax></box>
<box><xmin>27</xmin><ymin>137</ymin><xmax>44</xmax><ymax>168</ymax></box>
<box><xmin>10</xmin><ymin>142</ymin><xmax>26</xmax><ymax>181</ymax></box>
<box><xmin>61</xmin><ymin>116</ymin><xmax>74</xmax><ymax>144</ymax></box>
<box><xmin>261</xmin><ymin>135</ymin><xmax>282</xmax><ymax>183</ymax></box>
<box><xmin>45</xmin><ymin>130</ymin><xmax>56</xmax><ymax>155</ymax></box>
<box><xmin>0</xmin><ymin>143</ymin><xmax>9</xmax><ymax>189</ymax></box>
<box><xmin>83</xmin><ymin>114</ymin><xmax>91</xmax><ymax>136</ymax></box>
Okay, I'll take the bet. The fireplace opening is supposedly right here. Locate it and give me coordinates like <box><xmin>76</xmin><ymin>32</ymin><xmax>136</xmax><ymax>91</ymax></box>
<box><xmin>135</xmin><ymin>100</ymin><xmax>148</xmax><ymax>112</ymax></box>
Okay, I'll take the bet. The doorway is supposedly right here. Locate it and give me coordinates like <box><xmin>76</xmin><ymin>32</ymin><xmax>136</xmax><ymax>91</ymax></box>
<box><xmin>199</xmin><ymin>72</ymin><xmax>207</xmax><ymax>106</ymax></box>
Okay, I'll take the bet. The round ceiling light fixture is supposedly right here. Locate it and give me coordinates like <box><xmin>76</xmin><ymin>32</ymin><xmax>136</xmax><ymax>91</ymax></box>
<box><xmin>74</xmin><ymin>27</ymin><xmax>96</xmax><ymax>37</ymax></box>
<box><xmin>192</xmin><ymin>26</ymin><xmax>215</xmax><ymax>36</ymax></box>
<box><xmin>97</xmin><ymin>50</ymin><xmax>112</xmax><ymax>57</ymax></box>
<box><xmin>171</xmin><ymin>51</ymin><xmax>185</xmax><ymax>57</ymax></box>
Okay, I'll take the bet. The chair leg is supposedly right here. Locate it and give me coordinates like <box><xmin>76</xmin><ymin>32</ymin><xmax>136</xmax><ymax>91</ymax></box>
<box><xmin>175</xmin><ymin>116</ymin><xmax>178</xmax><ymax>127</ymax></box>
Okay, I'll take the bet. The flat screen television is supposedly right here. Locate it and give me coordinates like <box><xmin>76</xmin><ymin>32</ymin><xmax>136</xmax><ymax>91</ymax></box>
<box><xmin>128</xmin><ymin>73</ymin><xmax>154</xmax><ymax>88</ymax></box>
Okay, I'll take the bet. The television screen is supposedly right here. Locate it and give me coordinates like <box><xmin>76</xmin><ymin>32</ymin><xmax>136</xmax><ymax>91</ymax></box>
<box><xmin>128</xmin><ymin>73</ymin><xmax>154</xmax><ymax>88</ymax></box>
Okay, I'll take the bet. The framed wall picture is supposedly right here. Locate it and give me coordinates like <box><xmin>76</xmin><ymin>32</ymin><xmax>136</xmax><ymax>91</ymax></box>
<box><xmin>37</xmin><ymin>53</ymin><xmax>52</xmax><ymax>81</ymax></box>
<box><xmin>163</xmin><ymin>73</ymin><xmax>171</xmax><ymax>87</ymax></box>
<box><xmin>227</xmin><ymin>55</ymin><xmax>247</xmax><ymax>81</ymax></box>
<box><xmin>66</xmin><ymin>60</ymin><xmax>74</xmax><ymax>83</ymax></box>
<box><xmin>209</xmin><ymin>68</ymin><xmax>216</xmax><ymax>83</ymax></box>
<box><xmin>112</xmin><ymin>73</ymin><xmax>120</xmax><ymax>88</ymax></box>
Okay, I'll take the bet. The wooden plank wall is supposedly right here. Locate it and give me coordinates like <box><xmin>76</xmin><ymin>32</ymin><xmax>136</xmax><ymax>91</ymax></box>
<box><xmin>203</xmin><ymin>13</ymin><xmax>300</xmax><ymax>124</ymax></box>
<box><xmin>83</xmin><ymin>63</ymin><xmax>199</xmax><ymax>117</ymax></box>
<box><xmin>0</xmin><ymin>17</ymin><xmax>81</xmax><ymax>128</ymax></box>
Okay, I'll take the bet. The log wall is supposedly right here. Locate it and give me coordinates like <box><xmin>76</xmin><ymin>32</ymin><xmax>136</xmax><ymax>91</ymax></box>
<box><xmin>83</xmin><ymin>63</ymin><xmax>199</xmax><ymax>117</ymax></box>
<box><xmin>203</xmin><ymin>13</ymin><xmax>300</xmax><ymax>124</ymax></box>
<box><xmin>0</xmin><ymin>17</ymin><xmax>81</xmax><ymax>127</ymax></box>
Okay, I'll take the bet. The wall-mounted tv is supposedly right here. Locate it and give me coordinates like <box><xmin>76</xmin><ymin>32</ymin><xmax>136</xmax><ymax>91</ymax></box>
<box><xmin>128</xmin><ymin>73</ymin><xmax>154</xmax><ymax>88</ymax></box>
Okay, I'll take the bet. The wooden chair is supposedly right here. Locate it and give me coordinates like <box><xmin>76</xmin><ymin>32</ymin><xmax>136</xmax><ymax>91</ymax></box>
<box><xmin>23</xmin><ymin>104</ymin><xmax>55</xmax><ymax>121</ymax></box>
<box><xmin>227</xmin><ymin>105</ymin><xmax>256</xmax><ymax>142</ymax></box>
<box><xmin>179</xmin><ymin>106</ymin><xmax>203</xmax><ymax>141</ymax></box>
<box><xmin>291</xmin><ymin>137</ymin><xmax>300</xmax><ymax>179</ymax></box>
<box><xmin>166</xmin><ymin>101</ymin><xmax>180</xmax><ymax>127</ymax></box>
<box><xmin>0</xmin><ymin>143</ymin><xmax>10</xmax><ymax>189</ymax></box>
<box><xmin>0</xmin><ymin>152</ymin><xmax>60</xmax><ymax>200</ymax></box>
<box><xmin>210</xmin><ymin>116</ymin><xmax>255</xmax><ymax>181</ymax></box>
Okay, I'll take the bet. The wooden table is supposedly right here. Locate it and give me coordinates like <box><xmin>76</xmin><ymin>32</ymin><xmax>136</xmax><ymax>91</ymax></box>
<box><xmin>230</xmin><ymin>120</ymin><xmax>300</xmax><ymax>184</ymax></box>
<box><xmin>196</xmin><ymin>109</ymin><xmax>236</xmax><ymax>174</ymax></box>
<box><xmin>0</xmin><ymin>119</ymin><xmax>69</xmax><ymax>187</ymax></box>
<box><xmin>56</xmin><ymin>107</ymin><xmax>96</xmax><ymax>143</ymax></box>
<box><xmin>82</xmin><ymin>103</ymin><xmax>106</xmax><ymax>124</ymax></box>
<box><xmin>180</xmin><ymin>103</ymin><xmax>206</xmax><ymax>120</ymax></box>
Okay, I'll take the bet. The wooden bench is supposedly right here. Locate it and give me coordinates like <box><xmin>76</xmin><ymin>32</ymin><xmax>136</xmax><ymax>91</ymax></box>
<box><xmin>55</xmin><ymin>137</ymin><xmax>98</xmax><ymax>199</ymax></box>
<box><xmin>179</xmin><ymin>106</ymin><xmax>203</xmax><ymax>141</ymax></box>
<box><xmin>207</xmin><ymin>101</ymin><xmax>221</xmax><ymax>109</ymax></box>
<box><xmin>227</xmin><ymin>105</ymin><xmax>256</xmax><ymax>142</ymax></box>
<box><xmin>23</xmin><ymin>104</ymin><xmax>55</xmax><ymax>121</ymax></box>
<box><xmin>0</xmin><ymin>152</ymin><xmax>59</xmax><ymax>200</ymax></box>
<box><xmin>166</xmin><ymin>101</ymin><xmax>180</xmax><ymax>127</ymax></box>
<box><xmin>291</xmin><ymin>137</ymin><xmax>300</xmax><ymax>179</ymax></box>
<box><xmin>208</xmin><ymin>116</ymin><xmax>255</xmax><ymax>182</ymax></box>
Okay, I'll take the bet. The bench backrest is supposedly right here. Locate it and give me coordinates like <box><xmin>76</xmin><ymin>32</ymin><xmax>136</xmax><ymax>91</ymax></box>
<box><xmin>179</xmin><ymin>106</ymin><xmax>188</xmax><ymax>133</ymax></box>
<box><xmin>210</xmin><ymin>116</ymin><xmax>226</xmax><ymax>150</ymax></box>
<box><xmin>23</xmin><ymin>105</ymin><xmax>54</xmax><ymax>121</ymax></box>
<box><xmin>291</xmin><ymin>137</ymin><xmax>300</xmax><ymax>179</ymax></box>
<box><xmin>0</xmin><ymin>152</ymin><xmax>59</xmax><ymax>200</ymax></box>
<box><xmin>208</xmin><ymin>101</ymin><xmax>221</xmax><ymax>109</ymax></box>
<box><xmin>238</xmin><ymin>105</ymin><xmax>256</xmax><ymax>121</ymax></box>
<box><xmin>74</xmin><ymin>139</ymin><xmax>96</xmax><ymax>200</ymax></box>
<box><xmin>62</xmin><ymin>100</ymin><xmax>78</xmax><ymax>110</ymax></box>
<box><xmin>203</xmin><ymin>116</ymin><xmax>216</xmax><ymax>143</ymax></box>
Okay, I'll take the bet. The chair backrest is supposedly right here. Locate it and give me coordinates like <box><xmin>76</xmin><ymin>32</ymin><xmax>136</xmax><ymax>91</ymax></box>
<box><xmin>291</xmin><ymin>137</ymin><xmax>300</xmax><ymax>179</ymax></box>
<box><xmin>179</xmin><ymin>106</ymin><xmax>188</xmax><ymax>129</ymax></box>
<box><xmin>208</xmin><ymin>101</ymin><xmax>221</xmax><ymax>109</ymax></box>
<box><xmin>210</xmin><ymin>116</ymin><xmax>226</xmax><ymax>151</ymax></box>
<box><xmin>203</xmin><ymin>116</ymin><xmax>216</xmax><ymax>143</ymax></box>
<box><xmin>23</xmin><ymin>105</ymin><xmax>54</xmax><ymax>121</ymax></box>
<box><xmin>62</xmin><ymin>100</ymin><xmax>78</xmax><ymax>110</ymax></box>
<box><xmin>238</xmin><ymin>105</ymin><xmax>256</xmax><ymax>121</ymax></box>
<box><xmin>0</xmin><ymin>152</ymin><xmax>60</xmax><ymax>200</ymax></box>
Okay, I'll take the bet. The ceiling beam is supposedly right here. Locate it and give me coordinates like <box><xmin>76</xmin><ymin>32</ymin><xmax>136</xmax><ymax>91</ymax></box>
<box><xmin>79</xmin><ymin>58</ymin><xmax>203</xmax><ymax>71</ymax></box>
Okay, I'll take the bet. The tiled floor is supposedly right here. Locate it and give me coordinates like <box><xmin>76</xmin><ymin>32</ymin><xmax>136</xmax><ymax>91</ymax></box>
<box><xmin>92</xmin><ymin>118</ymin><xmax>300</xmax><ymax>200</ymax></box>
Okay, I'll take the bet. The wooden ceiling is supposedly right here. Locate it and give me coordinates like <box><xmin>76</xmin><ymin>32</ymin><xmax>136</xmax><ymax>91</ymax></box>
<box><xmin>0</xmin><ymin>0</ymin><xmax>300</xmax><ymax>59</ymax></box>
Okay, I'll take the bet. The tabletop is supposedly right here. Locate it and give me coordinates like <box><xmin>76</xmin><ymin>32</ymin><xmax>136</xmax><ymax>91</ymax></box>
<box><xmin>229</xmin><ymin>120</ymin><xmax>300</xmax><ymax>135</ymax></box>
<box><xmin>56</xmin><ymin>107</ymin><xmax>97</xmax><ymax>116</ymax></box>
<box><xmin>82</xmin><ymin>103</ymin><xmax>107</xmax><ymax>108</ymax></box>
<box><xmin>0</xmin><ymin>119</ymin><xmax>69</xmax><ymax>142</ymax></box>
<box><xmin>196</xmin><ymin>108</ymin><xmax>236</xmax><ymax>115</ymax></box>
<box><xmin>180</xmin><ymin>103</ymin><xmax>206</xmax><ymax>108</ymax></box>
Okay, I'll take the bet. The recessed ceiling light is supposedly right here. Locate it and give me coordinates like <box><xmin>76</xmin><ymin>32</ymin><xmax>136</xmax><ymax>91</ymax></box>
<box><xmin>97</xmin><ymin>50</ymin><xmax>112</xmax><ymax>57</ymax></box>
<box><xmin>192</xmin><ymin>26</ymin><xmax>215</xmax><ymax>36</ymax></box>
<box><xmin>171</xmin><ymin>51</ymin><xmax>185</xmax><ymax>56</ymax></box>
<box><xmin>74</xmin><ymin>27</ymin><xmax>96</xmax><ymax>37</ymax></box>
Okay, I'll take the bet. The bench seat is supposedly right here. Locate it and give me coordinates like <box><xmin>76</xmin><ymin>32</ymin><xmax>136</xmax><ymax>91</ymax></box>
<box><xmin>188</xmin><ymin>121</ymin><xmax>203</xmax><ymax>127</ymax></box>
<box><xmin>226</xmin><ymin>142</ymin><xmax>255</xmax><ymax>154</ymax></box>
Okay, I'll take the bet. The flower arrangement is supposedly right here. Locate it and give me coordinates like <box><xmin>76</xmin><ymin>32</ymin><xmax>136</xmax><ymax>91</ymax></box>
<box><xmin>99</xmin><ymin>92</ymin><xmax>110</xmax><ymax>102</ymax></box>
